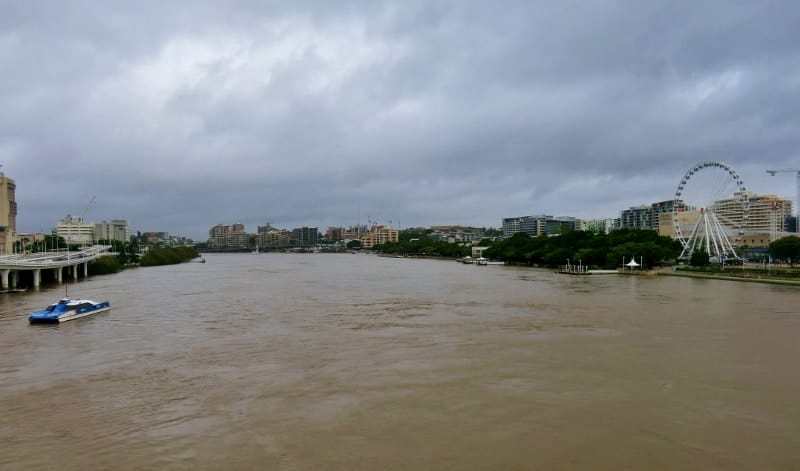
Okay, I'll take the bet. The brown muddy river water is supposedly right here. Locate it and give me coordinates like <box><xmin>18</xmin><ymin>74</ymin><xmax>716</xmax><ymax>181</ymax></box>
<box><xmin>1</xmin><ymin>253</ymin><xmax>799</xmax><ymax>470</ymax></box>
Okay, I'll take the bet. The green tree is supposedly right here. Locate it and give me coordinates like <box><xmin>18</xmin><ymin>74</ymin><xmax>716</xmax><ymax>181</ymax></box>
<box><xmin>482</xmin><ymin>229</ymin><xmax>680</xmax><ymax>268</ymax></box>
<box><xmin>97</xmin><ymin>239</ymin><xmax>141</xmax><ymax>266</ymax></box>
<box><xmin>769</xmin><ymin>236</ymin><xmax>800</xmax><ymax>266</ymax></box>
<box><xmin>140</xmin><ymin>246</ymin><xmax>199</xmax><ymax>267</ymax></box>
<box><xmin>689</xmin><ymin>250</ymin><xmax>710</xmax><ymax>267</ymax></box>
<box><xmin>88</xmin><ymin>256</ymin><xmax>123</xmax><ymax>275</ymax></box>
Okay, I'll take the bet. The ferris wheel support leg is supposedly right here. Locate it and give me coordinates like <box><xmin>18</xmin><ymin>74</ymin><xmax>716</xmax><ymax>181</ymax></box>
<box><xmin>720</xmin><ymin>224</ymin><xmax>736</xmax><ymax>259</ymax></box>
<box><xmin>686</xmin><ymin>220</ymin><xmax>702</xmax><ymax>259</ymax></box>
<box><xmin>681</xmin><ymin>213</ymin><xmax>700</xmax><ymax>258</ymax></box>
<box><xmin>711</xmin><ymin>212</ymin><xmax>733</xmax><ymax>259</ymax></box>
<box><xmin>680</xmin><ymin>212</ymin><xmax>704</xmax><ymax>259</ymax></box>
<box><xmin>714</xmin><ymin>213</ymin><xmax>739</xmax><ymax>259</ymax></box>
<box><xmin>712</xmin><ymin>213</ymin><xmax>727</xmax><ymax>252</ymax></box>
<box><xmin>709</xmin><ymin>213</ymin><xmax>722</xmax><ymax>258</ymax></box>
<box><xmin>703</xmin><ymin>213</ymin><xmax>713</xmax><ymax>257</ymax></box>
<box><xmin>713</xmin><ymin>212</ymin><xmax>739</xmax><ymax>257</ymax></box>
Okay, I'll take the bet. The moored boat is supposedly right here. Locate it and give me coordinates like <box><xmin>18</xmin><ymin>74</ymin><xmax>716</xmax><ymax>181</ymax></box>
<box><xmin>29</xmin><ymin>298</ymin><xmax>112</xmax><ymax>324</ymax></box>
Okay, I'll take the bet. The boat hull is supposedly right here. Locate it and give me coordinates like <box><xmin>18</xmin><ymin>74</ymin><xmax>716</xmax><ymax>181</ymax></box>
<box><xmin>29</xmin><ymin>303</ymin><xmax>111</xmax><ymax>324</ymax></box>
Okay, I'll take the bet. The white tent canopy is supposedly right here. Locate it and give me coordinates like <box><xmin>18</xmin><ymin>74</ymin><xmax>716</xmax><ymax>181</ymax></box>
<box><xmin>626</xmin><ymin>258</ymin><xmax>641</xmax><ymax>268</ymax></box>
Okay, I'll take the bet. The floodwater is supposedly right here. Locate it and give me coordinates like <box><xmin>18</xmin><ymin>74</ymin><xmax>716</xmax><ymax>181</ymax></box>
<box><xmin>1</xmin><ymin>254</ymin><xmax>799</xmax><ymax>470</ymax></box>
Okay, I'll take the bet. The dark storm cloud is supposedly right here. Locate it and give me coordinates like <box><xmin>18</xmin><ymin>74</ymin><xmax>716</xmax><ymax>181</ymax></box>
<box><xmin>2</xmin><ymin>0</ymin><xmax>799</xmax><ymax>237</ymax></box>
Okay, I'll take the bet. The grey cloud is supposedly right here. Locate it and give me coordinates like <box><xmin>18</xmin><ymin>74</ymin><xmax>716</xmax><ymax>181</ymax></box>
<box><xmin>2</xmin><ymin>1</ymin><xmax>799</xmax><ymax>238</ymax></box>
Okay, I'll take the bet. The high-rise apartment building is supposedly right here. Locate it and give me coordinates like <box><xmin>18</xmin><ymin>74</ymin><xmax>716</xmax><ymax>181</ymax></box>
<box><xmin>360</xmin><ymin>226</ymin><xmax>399</xmax><ymax>248</ymax></box>
<box><xmin>502</xmin><ymin>215</ymin><xmax>579</xmax><ymax>237</ymax></box>
<box><xmin>0</xmin><ymin>174</ymin><xmax>16</xmax><ymax>254</ymax></box>
<box><xmin>325</xmin><ymin>227</ymin><xmax>344</xmax><ymax>241</ymax></box>
<box><xmin>620</xmin><ymin>205</ymin><xmax>652</xmax><ymax>230</ymax></box>
<box><xmin>429</xmin><ymin>226</ymin><xmax>486</xmax><ymax>242</ymax></box>
<box><xmin>208</xmin><ymin>224</ymin><xmax>249</xmax><ymax>249</ymax></box>
<box><xmin>547</xmin><ymin>216</ymin><xmax>580</xmax><ymax>234</ymax></box>
<box><xmin>787</xmin><ymin>216</ymin><xmax>798</xmax><ymax>233</ymax></box>
<box><xmin>582</xmin><ymin>218</ymin><xmax>616</xmax><ymax>234</ymax></box>
<box><xmin>714</xmin><ymin>192</ymin><xmax>793</xmax><ymax>240</ymax></box>
<box><xmin>657</xmin><ymin>210</ymin><xmax>701</xmax><ymax>239</ymax></box>
<box><xmin>618</xmin><ymin>200</ymin><xmax>687</xmax><ymax>232</ymax></box>
<box><xmin>650</xmin><ymin>200</ymin><xmax>687</xmax><ymax>232</ymax></box>
<box><xmin>258</xmin><ymin>229</ymin><xmax>291</xmax><ymax>248</ymax></box>
<box><xmin>141</xmin><ymin>232</ymin><xmax>169</xmax><ymax>245</ymax></box>
<box><xmin>94</xmin><ymin>219</ymin><xmax>130</xmax><ymax>242</ymax></box>
<box><xmin>56</xmin><ymin>215</ymin><xmax>95</xmax><ymax>245</ymax></box>
<box><xmin>291</xmin><ymin>227</ymin><xmax>319</xmax><ymax>247</ymax></box>
<box><xmin>342</xmin><ymin>225</ymin><xmax>367</xmax><ymax>240</ymax></box>
<box><xmin>503</xmin><ymin>215</ymin><xmax>548</xmax><ymax>237</ymax></box>
<box><xmin>501</xmin><ymin>217</ymin><xmax>523</xmax><ymax>237</ymax></box>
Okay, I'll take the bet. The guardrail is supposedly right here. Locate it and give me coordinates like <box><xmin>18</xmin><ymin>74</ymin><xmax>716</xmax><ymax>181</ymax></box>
<box><xmin>0</xmin><ymin>245</ymin><xmax>112</xmax><ymax>269</ymax></box>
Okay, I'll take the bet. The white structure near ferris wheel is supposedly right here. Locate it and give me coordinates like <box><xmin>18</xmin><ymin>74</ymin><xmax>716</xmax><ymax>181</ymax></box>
<box><xmin>673</xmin><ymin>161</ymin><xmax>749</xmax><ymax>261</ymax></box>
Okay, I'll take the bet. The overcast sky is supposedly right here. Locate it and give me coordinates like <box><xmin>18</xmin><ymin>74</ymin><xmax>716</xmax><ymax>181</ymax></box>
<box><xmin>2</xmin><ymin>1</ymin><xmax>799</xmax><ymax>238</ymax></box>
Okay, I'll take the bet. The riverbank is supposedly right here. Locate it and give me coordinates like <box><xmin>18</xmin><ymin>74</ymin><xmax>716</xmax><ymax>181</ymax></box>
<box><xmin>660</xmin><ymin>270</ymin><xmax>800</xmax><ymax>286</ymax></box>
<box><xmin>87</xmin><ymin>247</ymin><xmax>200</xmax><ymax>278</ymax></box>
<box><xmin>376</xmin><ymin>253</ymin><xmax>463</xmax><ymax>262</ymax></box>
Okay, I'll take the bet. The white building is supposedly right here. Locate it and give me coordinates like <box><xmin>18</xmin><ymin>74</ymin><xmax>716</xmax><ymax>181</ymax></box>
<box><xmin>429</xmin><ymin>225</ymin><xmax>486</xmax><ymax>243</ymax></box>
<box><xmin>94</xmin><ymin>219</ymin><xmax>130</xmax><ymax>242</ymax></box>
<box><xmin>472</xmin><ymin>246</ymin><xmax>489</xmax><ymax>258</ymax></box>
<box><xmin>56</xmin><ymin>215</ymin><xmax>95</xmax><ymax>245</ymax></box>
<box><xmin>581</xmin><ymin>218</ymin><xmax>616</xmax><ymax>234</ymax></box>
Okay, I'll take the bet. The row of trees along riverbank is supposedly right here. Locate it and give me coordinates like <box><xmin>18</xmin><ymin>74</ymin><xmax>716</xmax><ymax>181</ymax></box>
<box><xmin>372</xmin><ymin>229</ymin><xmax>681</xmax><ymax>268</ymax></box>
<box><xmin>140</xmin><ymin>246</ymin><xmax>200</xmax><ymax>267</ymax></box>
<box><xmin>87</xmin><ymin>239</ymin><xmax>143</xmax><ymax>276</ymax></box>
<box><xmin>373</xmin><ymin>229</ymin><xmax>800</xmax><ymax>271</ymax></box>
<box><xmin>482</xmin><ymin>229</ymin><xmax>681</xmax><ymax>268</ymax></box>
<box><xmin>371</xmin><ymin>228</ymin><xmax>474</xmax><ymax>258</ymax></box>
<box><xmin>88</xmin><ymin>244</ymin><xmax>199</xmax><ymax>276</ymax></box>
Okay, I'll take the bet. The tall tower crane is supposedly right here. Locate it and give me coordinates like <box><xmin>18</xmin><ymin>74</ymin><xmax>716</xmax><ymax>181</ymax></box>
<box><xmin>80</xmin><ymin>195</ymin><xmax>97</xmax><ymax>222</ymax></box>
<box><xmin>79</xmin><ymin>196</ymin><xmax>96</xmax><ymax>247</ymax></box>
<box><xmin>766</xmin><ymin>169</ymin><xmax>800</xmax><ymax>230</ymax></box>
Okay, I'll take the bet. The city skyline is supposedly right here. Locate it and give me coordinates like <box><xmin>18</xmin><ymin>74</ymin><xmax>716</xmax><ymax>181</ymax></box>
<box><xmin>3</xmin><ymin>2</ymin><xmax>800</xmax><ymax>239</ymax></box>
<box><xmin>11</xmin><ymin>164</ymin><xmax>797</xmax><ymax>241</ymax></box>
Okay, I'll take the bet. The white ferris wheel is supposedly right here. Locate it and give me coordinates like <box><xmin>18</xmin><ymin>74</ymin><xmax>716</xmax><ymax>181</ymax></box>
<box><xmin>673</xmin><ymin>161</ymin><xmax>750</xmax><ymax>261</ymax></box>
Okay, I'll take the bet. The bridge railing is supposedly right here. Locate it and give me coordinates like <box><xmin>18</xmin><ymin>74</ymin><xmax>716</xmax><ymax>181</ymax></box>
<box><xmin>0</xmin><ymin>245</ymin><xmax>112</xmax><ymax>269</ymax></box>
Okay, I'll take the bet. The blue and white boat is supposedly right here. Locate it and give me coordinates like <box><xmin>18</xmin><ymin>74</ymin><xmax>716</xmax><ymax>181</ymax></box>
<box><xmin>28</xmin><ymin>298</ymin><xmax>111</xmax><ymax>324</ymax></box>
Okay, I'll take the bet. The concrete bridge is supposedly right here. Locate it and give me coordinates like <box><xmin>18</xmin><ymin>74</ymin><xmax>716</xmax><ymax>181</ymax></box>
<box><xmin>0</xmin><ymin>245</ymin><xmax>112</xmax><ymax>290</ymax></box>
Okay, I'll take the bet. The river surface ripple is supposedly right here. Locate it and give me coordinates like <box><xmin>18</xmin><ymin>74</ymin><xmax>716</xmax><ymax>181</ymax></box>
<box><xmin>1</xmin><ymin>253</ymin><xmax>799</xmax><ymax>470</ymax></box>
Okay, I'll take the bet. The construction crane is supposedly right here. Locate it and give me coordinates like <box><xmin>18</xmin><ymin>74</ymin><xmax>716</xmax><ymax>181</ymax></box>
<box><xmin>79</xmin><ymin>196</ymin><xmax>97</xmax><ymax>248</ymax></box>
<box><xmin>766</xmin><ymin>169</ymin><xmax>800</xmax><ymax>228</ymax></box>
<box><xmin>80</xmin><ymin>195</ymin><xmax>97</xmax><ymax>221</ymax></box>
